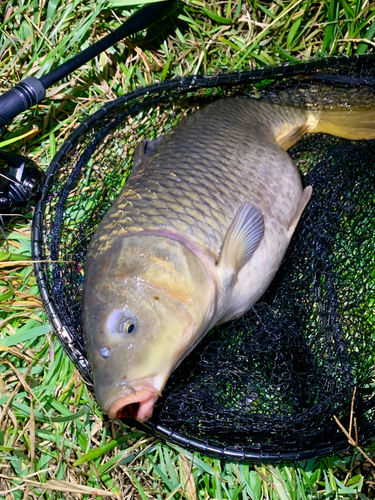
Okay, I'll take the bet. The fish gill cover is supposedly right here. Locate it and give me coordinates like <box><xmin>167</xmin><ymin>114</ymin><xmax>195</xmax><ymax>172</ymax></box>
<box><xmin>33</xmin><ymin>54</ymin><xmax>375</xmax><ymax>462</ymax></box>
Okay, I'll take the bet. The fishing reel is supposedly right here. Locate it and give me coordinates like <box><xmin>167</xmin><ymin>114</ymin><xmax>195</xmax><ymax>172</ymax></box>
<box><xmin>0</xmin><ymin>151</ymin><xmax>45</xmax><ymax>213</ymax></box>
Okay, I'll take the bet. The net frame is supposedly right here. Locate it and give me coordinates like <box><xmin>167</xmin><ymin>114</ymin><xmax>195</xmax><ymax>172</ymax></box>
<box><xmin>32</xmin><ymin>53</ymin><xmax>375</xmax><ymax>463</ymax></box>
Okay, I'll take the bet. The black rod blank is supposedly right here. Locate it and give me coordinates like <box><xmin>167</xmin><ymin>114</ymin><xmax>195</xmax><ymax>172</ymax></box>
<box><xmin>40</xmin><ymin>1</ymin><xmax>178</xmax><ymax>89</ymax></box>
<box><xmin>0</xmin><ymin>1</ymin><xmax>178</xmax><ymax>128</ymax></box>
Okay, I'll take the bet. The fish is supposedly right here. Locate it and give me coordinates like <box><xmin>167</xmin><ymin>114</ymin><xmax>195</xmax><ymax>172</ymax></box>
<box><xmin>82</xmin><ymin>96</ymin><xmax>375</xmax><ymax>422</ymax></box>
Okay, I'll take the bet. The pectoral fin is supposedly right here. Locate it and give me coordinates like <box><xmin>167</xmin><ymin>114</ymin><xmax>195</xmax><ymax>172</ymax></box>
<box><xmin>217</xmin><ymin>203</ymin><xmax>264</xmax><ymax>286</ymax></box>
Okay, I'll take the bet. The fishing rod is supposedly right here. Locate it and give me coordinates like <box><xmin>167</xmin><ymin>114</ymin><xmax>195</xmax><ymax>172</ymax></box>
<box><xmin>0</xmin><ymin>0</ymin><xmax>178</xmax><ymax>212</ymax></box>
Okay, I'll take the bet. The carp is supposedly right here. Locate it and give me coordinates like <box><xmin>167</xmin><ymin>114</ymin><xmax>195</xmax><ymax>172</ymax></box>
<box><xmin>82</xmin><ymin>97</ymin><xmax>375</xmax><ymax>421</ymax></box>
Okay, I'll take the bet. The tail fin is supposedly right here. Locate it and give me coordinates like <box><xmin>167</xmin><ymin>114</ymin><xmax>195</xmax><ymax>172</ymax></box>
<box><xmin>308</xmin><ymin>108</ymin><xmax>375</xmax><ymax>140</ymax></box>
<box><xmin>273</xmin><ymin>101</ymin><xmax>375</xmax><ymax>150</ymax></box>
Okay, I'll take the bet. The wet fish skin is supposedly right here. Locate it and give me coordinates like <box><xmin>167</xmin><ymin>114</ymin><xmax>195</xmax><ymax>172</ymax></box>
<box><xmin>82</xmin><ymin>97</ymin><xmax>374</xmax><ymax>422</ymax></box>
<box><xmin>91</xmin><ymin>99</ymin><xmax>311</xmax><ymax>259</ymax></box>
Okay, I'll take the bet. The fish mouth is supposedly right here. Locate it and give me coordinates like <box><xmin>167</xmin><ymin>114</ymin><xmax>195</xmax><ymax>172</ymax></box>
<box><xmin>107</xmin><ymin>386</ymin><xmax>160</xmax><ymax>422</ymax></box>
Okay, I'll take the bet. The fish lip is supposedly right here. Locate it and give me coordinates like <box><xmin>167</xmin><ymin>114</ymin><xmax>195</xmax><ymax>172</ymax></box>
<box><xmin>105</xmin><ymin>381</ymin><xmax>161</xmax><ymax>422</ymax></box>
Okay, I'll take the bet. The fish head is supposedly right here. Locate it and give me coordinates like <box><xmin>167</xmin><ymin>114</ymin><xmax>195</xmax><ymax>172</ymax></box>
<box><xmin>83</xmin><ymin>234</ymin><xmax>214</xmax><ymax>422</ymax></box>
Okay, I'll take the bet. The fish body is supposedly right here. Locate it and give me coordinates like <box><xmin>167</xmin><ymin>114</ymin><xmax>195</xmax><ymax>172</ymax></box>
<box><xmin>82</xmin><ymin>97</ymin><xmax>374</xmax><ymax>421</ymax></box>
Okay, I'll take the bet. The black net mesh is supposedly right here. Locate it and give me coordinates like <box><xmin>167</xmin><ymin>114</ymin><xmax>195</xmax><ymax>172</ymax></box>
<box><xmin>32</xmin><ymin>54</ymin><xmax>375</xmax><ymax>462</ymax></box>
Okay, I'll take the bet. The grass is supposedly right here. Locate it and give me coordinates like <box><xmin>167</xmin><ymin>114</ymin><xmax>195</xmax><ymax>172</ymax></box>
<box><xmin>1</xmin><ymin>0</ymin><xmax>375</xmax><ymax>498</ymax></box>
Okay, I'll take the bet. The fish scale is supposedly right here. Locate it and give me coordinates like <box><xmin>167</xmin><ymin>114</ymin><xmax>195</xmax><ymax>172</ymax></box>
<box><xmin>89</xmin><ymin>98</ymin><xmax>306</xmax><ymax>259</ymax></box>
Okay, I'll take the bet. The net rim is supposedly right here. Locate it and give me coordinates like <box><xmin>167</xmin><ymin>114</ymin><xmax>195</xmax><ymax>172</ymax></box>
<box><xmin>31</xmin><ymin>53</ymin><xmax>375</xmax><ymax>462</ymax></box>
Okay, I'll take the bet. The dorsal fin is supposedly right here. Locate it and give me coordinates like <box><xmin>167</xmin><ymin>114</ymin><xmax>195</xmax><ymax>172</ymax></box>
<box><xmin>132</xmin><ymin>135</ymin><xmax>165</xmax><ymax>172</ymax></box>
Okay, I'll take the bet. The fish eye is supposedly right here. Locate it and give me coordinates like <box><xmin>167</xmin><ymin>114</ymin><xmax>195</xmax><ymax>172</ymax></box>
<box><xmin>119</xmin><ymin>318</ymin><xmax>136</xmax><ymax>335</ymax></box>
<box><xmin>106</xmin><ymin>309</ymin><xmax>137</xmax><ymax>337</ymax></box>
